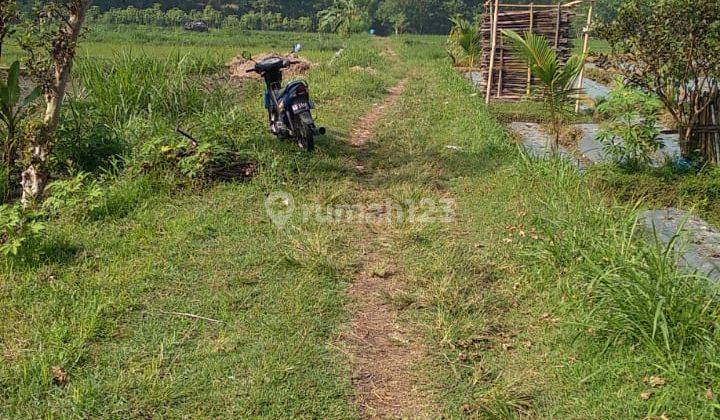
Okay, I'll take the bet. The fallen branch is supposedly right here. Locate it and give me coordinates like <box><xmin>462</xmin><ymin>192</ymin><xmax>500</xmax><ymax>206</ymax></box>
<box><xmin>176</xmin><ymin>127</ymin><xmax>199</xmax><ymax>148</ymax></box>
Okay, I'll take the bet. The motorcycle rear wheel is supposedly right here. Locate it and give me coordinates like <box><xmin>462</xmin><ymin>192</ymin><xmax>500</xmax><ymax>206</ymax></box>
<box><xmin>298</xmin><ymin>133</ymin><xmax>314</xmax><ymax>152</ymax></box>
<box><xmin>293</xmin><ymin>116</ymin><xmax>315</xmax><ymax>152</ymax></box>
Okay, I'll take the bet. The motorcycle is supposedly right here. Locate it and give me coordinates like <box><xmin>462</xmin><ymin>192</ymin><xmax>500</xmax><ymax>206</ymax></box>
<box><xmin>243</xmin><ymin>45</ymin><xmax>325</xmax><ymax>152</ymax></box>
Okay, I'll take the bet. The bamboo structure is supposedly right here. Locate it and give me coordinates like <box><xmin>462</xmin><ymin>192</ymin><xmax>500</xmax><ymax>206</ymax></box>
<box><xmin>575</xmin><ymin>1</ymin><xmax>594</xmax><ymax>112</ymax></box>
<box><xmin>485</xmin><ymin>0</ymin><xmax>500</xmax><ymax>103</ymax></box>
<box><xmin>482</xmin><ymin>1</ymin><xmax>582</xmax><ymax>102</ymax></box>
<box><xmin>686</xmin><ymin>92</ymin><xmax>720</xmax><ymax>164</ymax></box>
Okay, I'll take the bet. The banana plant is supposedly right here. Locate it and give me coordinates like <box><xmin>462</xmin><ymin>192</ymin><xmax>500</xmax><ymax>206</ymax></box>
<box><xmin>0</xmin><ymin>61</ymin><xmax>43</xmax><ymax>199</ymax></box>
<box><xmin>503</xmin><ymin>30</ymin><xmax>584</xmax><ymax>153</ymax></box>
<box><xmin>317</xmin><ymin>0</ymin><xmax>363</xmax><ymax>36</ymax></box>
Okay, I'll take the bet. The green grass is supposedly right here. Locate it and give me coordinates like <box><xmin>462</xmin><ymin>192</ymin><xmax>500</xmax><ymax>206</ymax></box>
<box><xmin>1</xmin><ymin>24</ymin><xmax>347</xmax><ymax>65</ymax></box>
<box><xmin>573</xmin><ymin>38</ymin><xmax>611</xmax><ymax>56</ymax></box>
<box><xmin>2</xmin><ymin>25</ymin><xmax>719</xmax><ymax>418</ymax></box>
<box><xmin>587</xmin><ymin>163</ymin><xmax>720</xmax><ymax>226</ymax></box>
<box><xmin>488</xmin><ymin>100</ymin><xmax>595</xmax><ymax>125</ymax></box>
<box><xmin>1</xmin><ymin>26</ymin><xmax>402</xmax><ymax>417</ymax></box>
<box><xmin>372</xmin><ymin>35</ymin><xmax>720</xmax><ymax>418</ymax></box>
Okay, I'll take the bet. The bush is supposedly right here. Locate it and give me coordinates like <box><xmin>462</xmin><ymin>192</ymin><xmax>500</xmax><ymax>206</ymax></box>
<box><xmin>596</xmin><ymin>82</ymin><xmax>663</xmax><ymax>167</ymax></box>
<box><xmin>0</xmin><ymin>204</ymin><xmax>45</xmax><ymax>257</ymax></box>
<box><xmin>42</xmin><ymin>172</ymin><xmax>104</xmax><ymax>220</ymax></box>
<box><xmin>446</xmin><ymin>16</ymin><xmax>481</xmax><ymax>67</ymax></box>
<box><xmin>54</xmin><ymin>101</ymin><xmax>124</xmax><ymax>173</ymax></box>
<box><xmin>288</xmin><ymin>16</ymin><xmax>314</xmax><ymax>32</ymax></box>
<box><xmin>120</xmin><ymin>108</ymin><xmax>256</xmax><ymax>182</ymax></box>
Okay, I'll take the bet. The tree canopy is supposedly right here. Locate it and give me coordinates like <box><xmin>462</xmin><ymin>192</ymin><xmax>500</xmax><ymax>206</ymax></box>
<box><xmin>18</xmin><ymin>0</ymin><xmax>621</xmax><ymax>34</ymax></box>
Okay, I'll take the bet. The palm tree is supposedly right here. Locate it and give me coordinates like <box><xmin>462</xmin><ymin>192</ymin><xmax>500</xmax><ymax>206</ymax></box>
<box><xmin>317</xmin><ymin>0</ymin><xmax>362</xmax><ymax>36</ymax></box>
<box><xmin>503</xmin><ymin>30</ymin><xmax>584</xmax><ymax>153</ymax></box>
<box><xmin>447</xmin><ymin>16</ymin><xmax>481</xmax><ymax>68</ymax></box>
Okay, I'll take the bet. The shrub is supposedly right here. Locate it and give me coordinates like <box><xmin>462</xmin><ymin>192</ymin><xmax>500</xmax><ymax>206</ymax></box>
<box><xmin>317</xmin><ymin>0</ymin><xmax>370</xmax><ymax>36</ymax></box>
<box><xmin>0</xmin><ymin>204</ymin><xmax>45</xmax><ymax>257</ymax></box>
<box><xmin>42</xmin><ymin>172</ymin><xmax>104</xmax><ymax>219</ymax></box>
<box><xmin>446</xmin><ymin>16</ymin><xmax>481</xmax><ymax>67</ymax></box>
<box><xmin>600</xmin><ymin>0</ymin><xmax>720</xmax><ymax>161</ymax></box>
<box><xmin>121</xmin><ymin>113</ymin><xmax>253</xmax><ymax>182</ymax></box>
<box><xmin>596</xmin><ymin>82</ymin><xmax>663</xmax><ymax>167</ymax></box>
<box><xmin>54</xmin><ymin>100</ymin><xmax>124</xmax><ymax>173</ymax></box>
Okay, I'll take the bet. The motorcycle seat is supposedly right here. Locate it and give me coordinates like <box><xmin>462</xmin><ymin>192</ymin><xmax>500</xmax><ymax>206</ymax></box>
<box><xmin>255</xmin><ymin>57</ymin><xmax>285</xmax><ymax>73</ymax></box>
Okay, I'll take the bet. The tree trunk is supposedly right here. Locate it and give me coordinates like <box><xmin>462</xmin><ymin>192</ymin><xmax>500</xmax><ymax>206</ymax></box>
<box><xmin>21</xmin><ymin>0</ymin><xmax>91</xmax><ymax>206</ymax></box>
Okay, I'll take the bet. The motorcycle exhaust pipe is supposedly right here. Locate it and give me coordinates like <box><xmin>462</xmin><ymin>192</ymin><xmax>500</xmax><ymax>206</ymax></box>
<box><xmin>313</xmin><ymin>126</ymin><xmax>326</xmax><ymax>136</ymax></box>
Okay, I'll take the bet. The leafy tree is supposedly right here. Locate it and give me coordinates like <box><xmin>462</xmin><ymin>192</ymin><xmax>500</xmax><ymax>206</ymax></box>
<box><xmin>18</xmin><ymin>0</ymin><xmax>93</xmax><ymax>205</ymax></box>
<box><xmin>600</xmin><ymin>0</ymin><xmax>720</xmax><ymax>161</ymax></box>
<box><xmin>504</xmin><ymin>30</ymin><xmax>584</xmax><ymax>153</ymax></box>
<box><xmin>317</xmin><ymin>0</ymin><xmax>368</xmax><ymax>35</ymax></box>
<box><xmin>376</xmin><ymin>0</ymin><xmax>405</xmax><ymax>35</ymax></box>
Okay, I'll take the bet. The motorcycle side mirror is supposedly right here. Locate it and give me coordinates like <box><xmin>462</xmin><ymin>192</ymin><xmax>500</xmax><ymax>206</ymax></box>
<box><xmin>241</xmin><ymin>51</ymin><xmax>253</xmax><ymax>61</ymax></box>
<box><xmin>292</xmin><ymin>44</ymin><xmax>302</xmax><ymax>54</ymax></box>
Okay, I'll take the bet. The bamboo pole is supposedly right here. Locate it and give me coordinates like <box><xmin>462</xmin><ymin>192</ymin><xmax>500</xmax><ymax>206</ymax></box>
<box><xmin>710</xmin><ymin>98</ymin><xmax>719</xmax><ymax>164</ymax></box>
<box><xmin>526</xmin><ymin>2</ymin><xmax>534</xmax><ymax>96</ymax></box>
<box><xmin>486</xmin><ymin>0</ymin><xmax>500</xmax><ymax>104</ymax></box>
<box><xmin>575</xmin><ymin>1</ymin><xmax>594</xmax><ymax>112</ymax></box>
<box><xmin>497</xmin><ymin>37</ymin><xmax>504</xmax><ymax>97</ymax></box>
<box><xmin>554</xmin><ymin>3</ymin><xmax>561</xmax><ymax>48</ymax></box>
<box><xmin>495</xmin><ymin>1</ymin><xmax>582</xmax><ymax>8</ymax></box>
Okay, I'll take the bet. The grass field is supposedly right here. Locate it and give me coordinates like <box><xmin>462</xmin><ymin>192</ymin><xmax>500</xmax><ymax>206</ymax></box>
<box><xmin>1</xmin><ymin>25</ymin><xmax>719</xmax><ymax>418</ymax></box>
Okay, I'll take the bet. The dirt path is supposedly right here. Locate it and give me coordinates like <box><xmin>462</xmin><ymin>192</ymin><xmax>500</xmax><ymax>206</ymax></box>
<box><xmin>350</xmin><ymin>79</ymin><xmax>408</xmax><ymax>147</ymax></box>
<box><xmin>340</xmin><ymin>77</ymin><xmax>432</xmax><ymax>418</ymax></box>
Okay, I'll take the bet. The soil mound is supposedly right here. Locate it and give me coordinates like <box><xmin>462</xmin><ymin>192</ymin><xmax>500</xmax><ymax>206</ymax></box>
<box><xmin>226</xmin><ymin>53</ymin><xmax>313</xmax><ymax>80</ymax></box>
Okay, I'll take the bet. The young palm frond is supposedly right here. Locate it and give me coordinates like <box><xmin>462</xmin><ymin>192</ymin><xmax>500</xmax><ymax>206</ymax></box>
<box><xmin>447</xmin><ymin>16</ymin><xmax>481</xmax><ymax>68</ymax></box>
<box><xmin>503</xmin><ymin>30</ymin><xmax>584</xmax><ymax>152</ymax></box>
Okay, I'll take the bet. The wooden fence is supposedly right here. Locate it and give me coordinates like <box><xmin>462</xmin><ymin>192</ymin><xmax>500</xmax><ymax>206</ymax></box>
<box><xmin>480</xmin><ymin>0</ymin><xmax>584</xmax><ymax>103</ymax></box>
<box><xmin>685</xmin><ymin>92</ymin><xmax>720</xmax><ymax>164</ymax></box>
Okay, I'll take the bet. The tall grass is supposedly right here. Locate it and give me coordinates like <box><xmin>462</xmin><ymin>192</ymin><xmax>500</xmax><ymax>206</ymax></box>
<box><xmin>383</xmin><ymin>37</ymin><xmax>720</xmax><ymax>416</ymax></box>
<box><xmin>75</xmin><ymin>51</ymin><xmax>230</xmax><ymax>127</ymax></box>
<box><xmin>522</xmin><ymin>157</ymin><xmax>720</xmax><ymax>390</ymax></box>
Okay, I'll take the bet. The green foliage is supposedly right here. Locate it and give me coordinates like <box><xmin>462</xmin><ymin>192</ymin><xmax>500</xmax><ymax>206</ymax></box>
<box><xmin>0</xmin><ymin>0</ymin><xmax>18</xmax><ymax>57</ymax></box>
<box><xmin>587</xmin><ymin>163</ymin><xmax>720</xmax><ymax>227</ymax></box>
<box><xmin>119</xmin><ymin>109</ymin><xmax>258</xmax><ymax>182</ymax></box>
<box><xmin>376</xmin><ymin>0</ymin><xmax>408</xmax><ymax>35</ymax></box>
<box><xmin>446</xmin><ymin>15</ymin><xmax>480</xmax><ymax>67</ymax></box>
<box><xmin>600</xmin><ymin>0</ymin><xmax>720</xmax><ymax>161</ymax></box>
<box><xmin>503</xmin><ymin>29</ymin><xmax>584</xmax><ymax>151</ymax></box>
<box><xmin>317</xmin><ymin>0</ymin><xmax>370</xmax><ymax>36</ymax></box>
<box><xmin>41</xmin><ymin>172</ymin><xmax>104</xmax><ymax>219</ymax></box>
<box><xmin>597</xmin><ymin>82</ymin><xmax>663</xmax><ymax>168</ymax></box>
<box><xmin>54</xmin><ymin>100</ymin><xmax>123</xmax><ymax>173</ymax></box>
<box><xmin>95</xmin><ymin>5</ymin><xmax>321</xmax><ymax>32</ymax></box>
<box><xmin>74</xmin><ymin>52</ymin><xmax>226</xmax><ymax>126</ymax></box>
<box><xmin>0</xmin><ymin>203</ymin><xmax>45</xmax><ymax>257</ymax></box>
<box><xmin>82</xmin><ymin>0</ymin><xmax>482</xmax><ymax>34</ymax></box>
<box><xmin>0</xmin><ymin>61</ymin><xmax>42</xmax><ymax>199</ymax></box>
